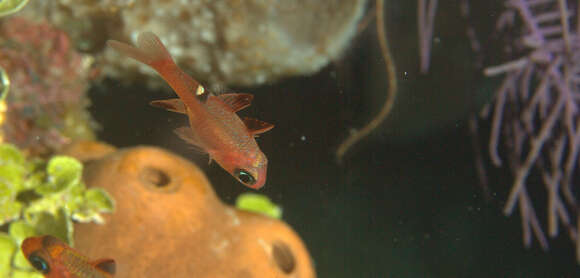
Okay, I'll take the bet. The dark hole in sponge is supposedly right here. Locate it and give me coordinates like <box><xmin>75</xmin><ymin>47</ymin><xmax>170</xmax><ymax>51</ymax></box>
<box><xmin>140</xmin><ymin>166</ymin><xmax>171</xmax><ymax>188</ymax></box>
<box><xmin>272</xmin><ymin>241</ymin><xmax>295</xmax><ymax>274</ymax></box>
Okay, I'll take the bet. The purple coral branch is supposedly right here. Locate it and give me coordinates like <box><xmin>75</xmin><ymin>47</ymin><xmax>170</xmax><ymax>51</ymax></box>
<box><xmin>504</xmin><ymin>80</ymin><xmax>565</xmax><ymax>215</ymax></box>
<box><xmin>417</xmin><ymin>0</ymin><xmax>580</xmax><ymax>263</ymax></box>
<box><xmin>418</xmin><ymin>0</ymin><xmax>438</xmax><ymax>73</ymax></box>
<box><xmin>542</xmin><ymin>134</ymin><xmax>569</xmax><ymax>237</ymax></box>
<box><xmin>558</xmin><ymin>0</ymin><xmax>573</xmax><ymax>53</ymax></box>
<box><xmin>487</xmin><ymin>70</ymin><xmax>519</xmax><ymax>166</ymax></box>
<box><xmin>460</xmin><ymin>0</ymin><xmax>482</xmax><ymax>65</ymax></box>
<box><xmin>483</xmin><ymin>0</ymin><xmax>580</xmax><ymax>259</ymax></box>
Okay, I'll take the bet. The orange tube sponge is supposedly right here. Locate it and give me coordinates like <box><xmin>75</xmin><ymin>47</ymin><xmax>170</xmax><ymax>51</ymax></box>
<box><xmin>66</xmin><ymin>142</ymin><xmax>315</xmax><ymax>278</ymax></box>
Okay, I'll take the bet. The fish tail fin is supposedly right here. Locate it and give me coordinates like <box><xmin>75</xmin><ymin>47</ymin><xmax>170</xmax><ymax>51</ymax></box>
<box><xmin>108</xmin><ymin>32</ymin><xmax>203</xmax><ymax>108</ymax></box>
<box><xmin>107</xmin><ymin>32</ymin><xmax>175</xmax><ymax>70</ymax></box>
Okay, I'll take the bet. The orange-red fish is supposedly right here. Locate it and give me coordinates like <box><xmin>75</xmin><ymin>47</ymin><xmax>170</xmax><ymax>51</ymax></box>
<box><xmin>21</xmin><ymin>235</ymin><xmax>116</xmax><ymax>278</ymax></box>
<box><xmin>107</xmin><ymin>32</ymin><xmax>273</xmax><ymax>189</ymax></box>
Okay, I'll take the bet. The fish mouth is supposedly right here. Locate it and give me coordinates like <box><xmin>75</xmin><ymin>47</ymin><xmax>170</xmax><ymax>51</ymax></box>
<box><xmin>249</xmin><ymin>167</ymin><xmax>267</xmax><ymax>189</ymax></box>
<box><xmin>247</xmin><ymin>181</ymin><xmax>265</xmax><ymax>190</ymax></box>
<box><xmin>239</xmin><ymin>174</ymin><xmax>264</xmax><ymax>189</ymax></box>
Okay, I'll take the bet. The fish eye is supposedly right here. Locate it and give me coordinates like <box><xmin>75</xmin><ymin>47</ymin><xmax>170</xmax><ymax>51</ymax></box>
<box><xmin>234</xmin><ymin>169</ymin><xmax>256</xmax><ymax>185</ymax></box>
<box><xmin>28</xmin><ymin>254</ymin><xmax>50</xmax><ymax>274</ymax></box>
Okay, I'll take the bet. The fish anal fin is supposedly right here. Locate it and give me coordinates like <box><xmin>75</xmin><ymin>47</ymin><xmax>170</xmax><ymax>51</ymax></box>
<box><xmin>218</xmin><ymin>93</ymin><xmax>254</xmax><ymax>112</ymax></box>
<box><xmin>174</xmin><ymin>126</ymin><xmax>207</xmax><ymax>153</ymax></box>
<box><xmin>92</xmin><ymin>258</ymin><xmax>116</xmax><ymax>275</ymax></box>
<box><xmin>243</xmin><ymin>117</ymin><xmax>274</xmax><ymax>135</ymax></box>
<box><xmin>150</xmin><ymin>98</ymin><xmax>187</xmax><ymax>114</ymax></box>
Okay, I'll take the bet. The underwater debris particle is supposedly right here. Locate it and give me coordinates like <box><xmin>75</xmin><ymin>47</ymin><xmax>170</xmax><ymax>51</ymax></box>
<box><xmin>0</xmin><ymin>0</ymin><xmax>30</xmax><ymax>17</ymax></box>
<box><xmin>272</xmin><ymin>241</ymin><xmax>296</xmax><ymax>274</ymax></box>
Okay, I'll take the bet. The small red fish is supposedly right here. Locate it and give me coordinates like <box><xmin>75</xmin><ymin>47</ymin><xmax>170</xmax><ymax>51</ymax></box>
<box><xmin>21</xmin><ymin>235</ymin><xmax>116</xmax><ymax>278</ymax></box>
<box><xmin>107</xmin><ymin>32</ymin><xmax>273</xmax><ymax>189</ymax></box>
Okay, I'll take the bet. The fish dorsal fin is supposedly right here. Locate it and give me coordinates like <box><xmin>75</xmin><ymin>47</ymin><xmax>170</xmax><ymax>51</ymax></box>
<box><xmin>92</xmin><ymin>258</ymin><xmax>116</xmax><ymax>275</ymax></box>
<box><xmin>218</xmin><ymin>93</ymin><xmax>254</xmax><ymax>112</ymax></box>
<box><xmin>243</xmin><ymin>117</ymin><xmax>274</xmax><ymax>135</ymax></box>
<box><xmin>150</xmin><ymin>98</ymin><xmax>187</xmax><ymax>114</ymax></box>
<box><xmin>174</xmin><ymin>126</ymin><xmax>207</xmax><ymax>153</ymax></box>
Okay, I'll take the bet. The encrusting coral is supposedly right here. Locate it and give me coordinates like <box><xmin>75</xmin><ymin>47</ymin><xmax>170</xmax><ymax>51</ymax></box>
<box><xmin>0</xmin><ymin>17</ymin><xmax>98</xmax><ymax>156</ymax></box>
<box><xmin>18</xmin><ymin>0</ymin><xmax>366</xmax><ymax>87</ymax></box>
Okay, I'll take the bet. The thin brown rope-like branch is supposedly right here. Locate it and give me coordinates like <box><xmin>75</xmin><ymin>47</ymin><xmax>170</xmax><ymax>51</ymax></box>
<box><xmin>336</xmin><ymin>0</ymin><xmax>398</xmax><ymax>163</ymax></box>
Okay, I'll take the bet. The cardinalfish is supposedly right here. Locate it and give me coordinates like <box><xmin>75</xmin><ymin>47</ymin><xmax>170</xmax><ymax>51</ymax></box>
<box><xmin>107</xmin><ymin>32</ymin><xmax>274</xmax><ymax>189</ymax></box>
<box><xmin>21</xmin><ymin>235</ymin><xmax>116</xmax><ymax>278</ymax></box>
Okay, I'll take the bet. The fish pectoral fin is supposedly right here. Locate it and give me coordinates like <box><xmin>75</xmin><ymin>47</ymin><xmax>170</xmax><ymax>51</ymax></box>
<box><xmin>150</xmin><ymin>98</ymin><xmax>187</xmax><ymax>114</ymax></box>
<box><xmin>92</xmin><ymin>258</ymin><xmax>116</xmax><ymax>275</ymax></box>
<box><xmin>218</xmin><ymin>93</ymin><xmax>254</xmax><ymax>112</ymax></box>
<box><xmin>174</xmin><ymin>126</ymin><xmax>207</xmax><ymax>153</ymax></box>
<box><xmin>243</xmin><ymin>117</ymin><xmax>274</xmax><ymax>135</ymax></box>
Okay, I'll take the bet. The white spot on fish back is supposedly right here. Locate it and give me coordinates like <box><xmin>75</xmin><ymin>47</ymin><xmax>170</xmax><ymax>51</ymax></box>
<box><xmin>196</xmin><ymin>85</ymin><xmax>205</xmax><ymax>96</ymax></box>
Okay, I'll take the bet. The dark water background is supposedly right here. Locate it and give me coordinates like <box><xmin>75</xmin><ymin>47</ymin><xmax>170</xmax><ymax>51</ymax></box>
<box><xmin>88</xmin><ymin>1</ymin><xmax>580</xmax><ymax>277</ymax></box>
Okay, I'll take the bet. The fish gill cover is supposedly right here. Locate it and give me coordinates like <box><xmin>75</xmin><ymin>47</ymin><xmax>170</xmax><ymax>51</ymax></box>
<box><xmin>0</xmin><ymin>144</ymin><xmax>114</xmax><ymax>277</ymax></box>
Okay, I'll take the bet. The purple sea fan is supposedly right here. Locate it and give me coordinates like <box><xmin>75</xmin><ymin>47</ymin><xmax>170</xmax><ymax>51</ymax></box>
<box><xmin>418</xmin><ymin>0</ymin><xmax>438</xmax><ymax>73</ymax></box>
<box><xmin>481</xmin><ymin>0</ymin><xmax>580</xmax><ymax>261</ymax></box>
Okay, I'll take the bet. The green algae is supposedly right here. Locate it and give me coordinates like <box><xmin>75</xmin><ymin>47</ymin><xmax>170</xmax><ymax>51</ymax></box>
<box><xmin>0</xmin><ymin>143</ymin><xmax>114</xmax><ymax>277</ymax></box>
<box><xmin>0</xmin><ymin>0</ymin><xmax>30</xmax><ymax>18</ymax></box>
<box><xmin>235</xmin><ymin>193</ymin><xmax>282</xmax><ymax>219</ymax></box>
